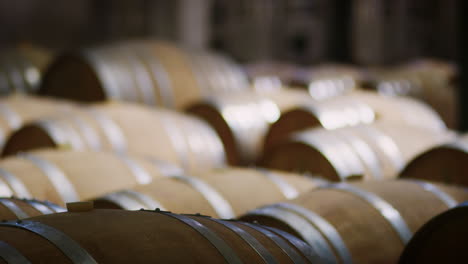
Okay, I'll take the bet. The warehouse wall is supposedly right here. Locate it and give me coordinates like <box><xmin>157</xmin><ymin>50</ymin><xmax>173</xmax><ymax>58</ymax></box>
<box><xmin>0</xmin><ymin>0</ymin><xmax>459</xmax><ymax>64</ymax></box>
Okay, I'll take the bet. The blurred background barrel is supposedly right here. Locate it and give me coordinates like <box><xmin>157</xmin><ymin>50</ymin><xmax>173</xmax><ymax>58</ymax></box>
<box><xmin>366</xmin><ymin>59</ymin><xmax>458</xmax><ymax>128</ymax></box>
<box><xmin>262</xmin><ymin>122</ymin><xmax>454</xmax><ymax>181</ymax></box>
<box><xmin>2</xmin><ymin>102</ymin><xmax>226</xmax><ymax>173</ymax></box>
<box><xmin>0</xmin><ymin>45</ymin><xmax>51</xmax><ymax>94</ymax></box>
<box><xmin>40</xmin><ymin>40</ymin><xmax>249</xmax><ymax>109</ymax></box>
<box><xmin>264</xmin><ymin>91</ymin><xmax>446</xmax><ymax>149</ymax></box>
<box><xmin>0</xmin><ymin>94</ymin><xmax>76</xmax><ymax>149</ymax></box>
<box><xmin>187</xmin><ymin>88</ymin><xmax>314</xmax><ymax>165</ymax></box>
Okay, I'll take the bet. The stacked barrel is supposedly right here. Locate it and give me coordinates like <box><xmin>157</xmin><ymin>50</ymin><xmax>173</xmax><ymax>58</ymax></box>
<box><xmin>0</xmin><ymin>41</ymin><xmax>463</xmax><ymax>263</ymax></box>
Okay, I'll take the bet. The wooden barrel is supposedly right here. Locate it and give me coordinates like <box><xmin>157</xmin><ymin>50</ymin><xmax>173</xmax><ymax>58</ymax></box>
<box><xmin>369</xmin><ymin>59</ymin><xmax>458</xmax><ymax>128</ymax></box>
<box><xmin>244</xmin><ymin>61</ymin><xmax>301</xmax><ymax>86</ymax></box>
<box><xmin>0</xmin><ymin>197</ymin><xmax>64</xmax><ymax>220</ymax></box>
<box><xmin>240</xmin><ymin>180</ymin><xmax>468</xmax><ymax>264</ymax></box>
<box><xmin>187</xmin><ymin>88</ymin><xmax>315</xmax><ymax>165</ymax></box>
<box><xmin>399</xmin><ymin>203</ymin><xmax>468</xmax><ymax>264</ymax></box>
<box><xmin>264</xmin><ymin>91</ymin><xmax>446</xmax><ymax>149</ymax></box>
<box><xmin>93</xmin><ymin>167</ymin><xmax>327</xmax><ymax>218</ymax></box>
<box><xmin>262</xmin><ymin>123</ymin><xmax>454</xmax><ymax>181</ymax></box>
<box><xmin>349</xmin><ymin>91</ymin><xmax>446</xmax><ymax>131</ymax></box>
<box><xmin>0</xmin><ymin>149</ymin><xmax>181</xmax><ymax>206</ymax></box>
<box><xmin>296</xmin><ymin>64</ymin><xmax>363</xmax><ymax>100</ymax></box>
<box><xmin>0</xmin><ymin>45</ymin><xmax>51</xmax><ymax>94</ymax></box>
<box><xmin>2</xmin><ymin>101</ymin><xmax>226</xmax><ymax>173</ymax></box>
<box><xmin>39</xmin><ymin>40</ymin><xmax>249</xmax><ymax>109</ymax></box>
<box><xmin>185</xmin><ymin>50</ymin><xmax>248</xmax><ymax>95</ymax></box>
<box><xmin>400</xmin><ymin>136</ymin><xmax>468</xmax><ymax>186</ymax></box>
<box><xmin>0</xmin><ymin>207</ymin><xmax>317</xmax><ymax>263</ymax></box>
<box><xmin>0</xmin><ymin>94</ymin><xmax>76</xmax><ymax>148</ymax></box>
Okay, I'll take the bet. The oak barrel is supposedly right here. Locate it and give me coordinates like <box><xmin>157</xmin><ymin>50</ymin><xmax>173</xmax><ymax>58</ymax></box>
<box><xmin>0</xmin><ymin>45</ymin><xmax>51</xmax><ymax>94</ymax></box>
<box><xmin>0</xmin><ymin>208</ymin><xmax>318</xmax><ymax>263</ymax></box>
<box><xmin>399</xmin><ymin>203</ymin><xmax>468</xmax><ymax>264</ymax></box>
<box><xmin>369</xmin><ymin>59</ymin><xmax>458</xmax><ymax>128</ymax></box>
<box><xmin>187</xmin><ymin>88</ymin><xmax>315</xmax><ymax>165</ymax></box>
<box><xmin>0</xmin><ymin>149</ymin><xmax>180</xmax><ymax>206</ymax></box>
<box><xmin>40</xmin><ymin>40</ymin><xmax>249</xmax><ymax>109</ymax></box>
<box><xmin>0</xmin><ymin>94</ymin><xmax>76</xmax><ymax>148</ymax></box>
<box><xmin>240</xmin><ymin>180</ymin><xmax>468</xmax><ymax>264</ymax></box>
<box><xmin>2</xmin><ymin>101</ymin><xmax>226</xmax><ymax>173</ymax></box>
<box><xmin>400</xmin><ymin>136</ymin><xmax>468</xmax><ymax>186</ymax></box>
<box><xmin>94</xmin><ymin>167</ymin><xmax>327</xmax><ymax>218</ymax></box>
<box><xmin>264</xmin><ymin>91</ymin><xmax>446</xmax><ymax>149</ymax></box>
<box><xmin>262</xmin><ymin>123</ymin><xmax>454</xmax><ymax>181</ymax></box>
<box><xmin>296</xmin><ymin>63</ymin><xmax>363</xmax><ymax>100</ymax></box>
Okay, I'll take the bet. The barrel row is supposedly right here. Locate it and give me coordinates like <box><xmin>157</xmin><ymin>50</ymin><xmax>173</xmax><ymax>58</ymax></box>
<box><xmin>0</xmin><ymin>149</ymin><xmax>181</xmax><ymax>205</ymax></box>
<box><xmin>93</xmin><ymin>167</ymin><xmax>326</xmax><ymax>218</ymax></box>
<box><xmin>0</xmin><ymin>149</ymin><xmax>321</xmax><ymax>217</ymax></box>
<box><xmin>246</xmin><ymin>60</ymin><xmax>456</xmax><ymax>128</ymax></box>
<box><xmin>262</xmin><ymin>122</ymin><xmax>454</xmax><ymax>181</ymax></box>
<box><xmin>0</xmin><ymin>46</ymin><xmax>51</xmax><ymax>94</ymax></box>
<box><xmin>40</xmin><ymin>40</ymin><xmax>249</xmax><ymax>109</ymax></box>
<box><xmin>0</xmin><ymin>208</ymin><xmax>317</xmax><ymax>264</ymax></box>
<box><xmin>245</xmin><ymin>62</ymin><xmax>363</xmax><ymax>100</ymax></box>
<box><xmin>240</xmin><ymin>180</ymin><xmax>468</xmax><ymax>264</ymax></box>
<box><xmin>263</xmin><ymin>90</ymin><xmax>446</xmax><ymax>148</ymax></box>
<box><xmin>188</xmin><ymin>89</ymin><xmax>446</xmax><ymax>165</ymax></box>
<box><xmin>2</xmin><ymin>101</ymin><xmax>226</xmax><ymax>173</ymax></box>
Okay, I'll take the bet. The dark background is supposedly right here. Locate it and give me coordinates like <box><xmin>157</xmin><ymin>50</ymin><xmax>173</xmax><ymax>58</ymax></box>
<box><xmin>0</xmin><ymin>0</ymin><xmax>459</xmax><ymax>65</ymax></box>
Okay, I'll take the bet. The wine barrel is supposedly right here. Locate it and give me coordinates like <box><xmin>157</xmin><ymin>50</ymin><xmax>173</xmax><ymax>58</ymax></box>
<box><xmin>262</xmin><ymin>123</ymin><xmax>454</xmax><ymax>181</ymax></box>
<box><xmin>244</xmin><ymin>61</ymin><xmax>301</xmax><ymax>87</ymax></box>
<box><xmin>369</xmin><ymin>59</ymin><xmax>458</xmax><ymax>128</ymax></box>
<box><xmin>40</xmin><ymin>40</ymin><xmax>249</xmax><ymax>109</ymax></box>
<box><xmin>187</xmin><ymin>88</ymin><xmax>315</xmax><ymax>165</ymax></box>
<box><xmin>264</xmin><ymin>91</ymin><xmax>446</xmax><ymax>149</ymax></box>
<box><xmin>295</xmin><ymin>64</ymin><xmax>364</xmax><ymax>100</ymax></box>
<box><xmin>0</xmin><ymin>207</ymin><xmax>318</xmax><ymax>263</ymax></box>
<box><xmin>93</xmin><ymin>167</ymin><xmax>327</xmax><ymax>218</ymax></box>
<box><xmin>400</xmin><ymin>136</ymin><xmax>468</xmax><ymax>186</ymax></box>
<box><xmin>0</xmin><ymin>45</ymin><xmax>51</xmax><ymax>94</ymax></box>
<box><xmin>0</xmin><ymin>94</ymin><xmax>76</xmax><ymax>148</ymax></box>
<box><xmin>0</xmin><ymin>149</ymin><xmax>180</xmax><ymax>206</ymax></box>
<box><xmin>240</xmin><ymin>180</ymin><xmax>468</xmax><ymax>264</ymax></box>
<box><xmin>0</xmin><ymin>197</ymin><xmax>64</xmax><ymax>220</ymax></box>
<box><xmin>399</xmin><ymin>203</ymin><xmax>468</xmax><ymax>264</ymax></box>
<box><xmin>2</xmin><ymin>101</ymin><xmax>226</xmax><ymax>173</ymax></box>
<box><xmin>185</xmin><ymin>50</ymin><xmax>248</xmax><ymax>95</ymax></box>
